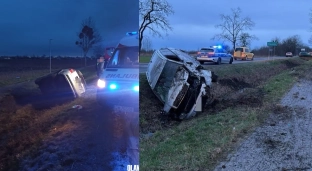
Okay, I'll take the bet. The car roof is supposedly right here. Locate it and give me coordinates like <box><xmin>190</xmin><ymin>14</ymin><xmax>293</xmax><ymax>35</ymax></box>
<box><xmin>200</xmin><ymin>47</ymin><xmax>213</xmax><ymax>50</ymax></box>
<box><xmin>116</xmin><ymin>32</ymin><xmax>139</xmax><ymax>47</ymax></box>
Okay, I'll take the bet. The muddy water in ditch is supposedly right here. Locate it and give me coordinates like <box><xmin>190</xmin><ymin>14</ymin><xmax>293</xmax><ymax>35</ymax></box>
<box><xmin>110</xmin><ymin>110</ymin><xmax>139</xmax><ymax>171</ymax></box>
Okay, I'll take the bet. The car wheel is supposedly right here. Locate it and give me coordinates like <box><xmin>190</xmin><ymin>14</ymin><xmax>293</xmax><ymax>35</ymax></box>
<box><xmin>245</xmin><ymin>56</ymin><xmax>247</xmax><ymax>60</ymax></box>
<box><xmin>229</xmin><ymin>57</ymin><xmax>233</xmax><ymax>64</ymax></box>
<box><xmin>251</xmin><ymin>56</ymin><xmax>254</xmax><ymax>60</ymax></box>
<box><xmin>216</xmin><ymin>58</ymin><xmax>221</xmax><ymax>65</ymax></box>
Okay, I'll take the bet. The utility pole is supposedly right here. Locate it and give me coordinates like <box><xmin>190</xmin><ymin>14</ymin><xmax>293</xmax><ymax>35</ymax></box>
<box><xmin>49</xmin><ymin>39</ymin><xmax>53</xmax><ymax>73</ymax></box>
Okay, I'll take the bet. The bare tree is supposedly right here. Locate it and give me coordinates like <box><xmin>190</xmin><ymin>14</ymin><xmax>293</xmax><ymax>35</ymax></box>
<box><xmin>238</xmin><ymin>32</ymin><xmax>258</xmax><ymax>47</ymax></box>
<box><xmin>139</xmin><ymin>0</ymin><xmax>174</xmax><ymax>52</ymax></box>
<box><xmin>75</xmin><ymin>17</ymin><xmax>102</xmax><ymax>66</ymax></box>
<box><xmin>282</xmin><ymin>35</ymin><xmax>303</xmax><ymax>55</ymax></box>
<box><xmin>212</xmin><ymin>7</ymin><xmax>257</xmax><ymax>50</ymax></box>
<box><xmin>142</xmin><ymin>36</ymin><xmax>153</xmax><ymax>52</ymax></box>
<box><xmin>309</xmin><ymin>9</ymin><xmax>312</xmax><ymax>45</ymax></box>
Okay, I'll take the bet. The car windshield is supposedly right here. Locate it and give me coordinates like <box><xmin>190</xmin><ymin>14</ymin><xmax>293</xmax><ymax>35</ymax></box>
<box><xmin>235</xmin><ymin>48</ymin><xmax>243</xmax><ymax>52</ymax></box>
<box><xmin>200</xmin><ymin>48</ymin><xmax>214</xmax><ymax>52</ymax></box>
<box><xmin>107</xmin><ymin>46</ymin><xmax>139</xmax><ymax>68</ymax></box>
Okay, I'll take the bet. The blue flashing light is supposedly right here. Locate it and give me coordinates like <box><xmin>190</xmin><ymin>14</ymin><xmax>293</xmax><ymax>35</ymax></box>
<box><xmin>217</xmin><ymin>45</ymin><xmax>222</xmax><ymax>49</ymax></box>
<box><xmin>126</xmin><ymin>31</ymin><xmax>138</xmax><ymax>36</ymax></box>
<box><xmin>109</xmin><ymin>84</ymin><xmax>117</xmax><ymax>89</ymax></box>
<box><xmin>133</xmin><ymin>85</ymin><xmax>139</xmax><ymax>92</ymax></box>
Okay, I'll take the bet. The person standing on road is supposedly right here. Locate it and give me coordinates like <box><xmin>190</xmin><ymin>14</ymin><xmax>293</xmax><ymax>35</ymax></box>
<box><xmin>104</xmin><ymin>48</ymin><xmax>111</xmax><ymax>69</ymax></box>
<box><xmin>96</xmin><ymin>57</ymin><xmax>104</xmax><ymax>77</ymax></box>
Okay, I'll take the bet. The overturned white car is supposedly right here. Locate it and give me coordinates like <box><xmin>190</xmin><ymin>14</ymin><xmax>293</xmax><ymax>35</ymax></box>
<box><xmin>146</xmin><ymin>48</ymin><xmax>216</xmax><ymax>120</ymax></box>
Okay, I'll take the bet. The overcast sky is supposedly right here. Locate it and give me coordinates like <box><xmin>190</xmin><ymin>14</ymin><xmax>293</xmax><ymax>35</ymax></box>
<box><xmin>144</xmin><ymin>0</ymin><xmax>312</xmax><ymax>51</ymax></box>
<box><xmin>0</xmin><ymin>0</ymin><xmax>138</xmax><ymax>56</ymax></box>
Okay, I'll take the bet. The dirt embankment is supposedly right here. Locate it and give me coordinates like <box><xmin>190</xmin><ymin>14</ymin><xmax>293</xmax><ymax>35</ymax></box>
<box><xmin>214</xmin><ymin>78</ymin><xmax>312</xmax><ymax>171</ymax></box>
<box><xmin>139</xmin><ymin>59</ymin><xmax>304</xmax><ymax>134</ymax></box>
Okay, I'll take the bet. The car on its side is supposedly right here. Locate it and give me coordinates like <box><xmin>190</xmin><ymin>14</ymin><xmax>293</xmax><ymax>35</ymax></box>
<box><xmin>233</xmin><ymin>47</ymin><xmax>254</xmax><ymax>60</ymax></box>
<box><xmin>35</xmin><ymin>68</ymin><xmax>86</xmax><ymax>99</ymax></box>
<box><xmin>196</xmin><ymin>46</ymin><xmax>233</xmax><ymax>65</ymax></box>
<box><xmin>285</xmin><ymin>52</ymin><xmax>293</xmax><ymax>57</ymax></box>
<box><xmin>146</xmin><ymin>48</ymin><xmax>216</xmax><ymax>120</ymax></box>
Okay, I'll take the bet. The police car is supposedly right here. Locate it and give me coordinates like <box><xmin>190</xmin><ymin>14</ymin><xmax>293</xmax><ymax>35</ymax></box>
<box><xmin>96</xmin><ymin>32</ymin><xmax>139</xmax><ymax>113</ymax></box>
<box><xmin>196</xmin><ymin>45</ymin><xmax>233</xmax><ymax>65</ymax></box>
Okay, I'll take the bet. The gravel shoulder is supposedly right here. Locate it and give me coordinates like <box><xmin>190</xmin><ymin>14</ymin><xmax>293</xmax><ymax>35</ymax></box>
<box><xmin>214</xmin><ymin>79</ymin><xmax>312</xmax><ymax>171</ymax></box>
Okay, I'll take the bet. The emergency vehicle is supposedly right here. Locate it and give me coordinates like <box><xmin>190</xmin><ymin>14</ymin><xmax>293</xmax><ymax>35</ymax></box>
<box><xmin>96</xmin><ymin>32</ymin><xmax>139</xmax><ymax>113</ymax></box>
<box><xmin>196</xmin><ymin>45</ymin><xmax>233</xmax><ymax>65</ymax></box>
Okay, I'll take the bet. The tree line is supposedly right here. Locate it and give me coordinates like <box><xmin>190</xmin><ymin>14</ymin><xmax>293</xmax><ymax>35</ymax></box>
<box><xmin>139</xmin><ymin>1</ymin><xmax>312</xmax><ymax>56</ymax></box>
<box><xmin>252</xmin><ymin>35</ymin><xmax>311</xmax><ymax>56</ymax></box>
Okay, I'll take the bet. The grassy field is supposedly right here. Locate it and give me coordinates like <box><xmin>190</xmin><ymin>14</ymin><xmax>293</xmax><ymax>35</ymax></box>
<box><xmin>0</xmin><ymin>58</ymin><xmax>97</xmax><ymax>87</ymax></box>
<box><xmin>139</xmin><ymin>56</ymin><xmax>152</xmax><ymax>63</ymax></box>
<box><xmin>139</xmin><ymin>57</ymin><xmax>312</xmax><ymax>170</ymax></box>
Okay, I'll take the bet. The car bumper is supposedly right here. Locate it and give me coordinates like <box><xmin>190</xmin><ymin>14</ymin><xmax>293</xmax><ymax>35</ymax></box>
<box><xmin>96</xmin><ymin>88</ymin><xmax>139</xmax><ymax>113</ymax></box>
<box><xmin>196</xmin><ymin>57</ymin><xmax>218</xmax><ymax>62</ymax></box>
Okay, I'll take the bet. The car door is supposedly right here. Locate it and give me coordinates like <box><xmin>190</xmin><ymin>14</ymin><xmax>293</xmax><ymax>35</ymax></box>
<box><xmin>245</xmin><ymin>48</ymin><xmax>251</xmax><ymax>58</ymax></box>
<box><xmin>219</xmin><ymin>49</ymin><xmax>229</xmax><ymax>63</ymax></box>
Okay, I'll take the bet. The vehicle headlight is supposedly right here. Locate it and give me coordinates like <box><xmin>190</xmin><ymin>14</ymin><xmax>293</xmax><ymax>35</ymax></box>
<box><xmin>97</xmin><ymin>79</ymin><xmax>106</xmax><ymax>88</ymax></box>
<box><xmin>133</xmin><ymin>85</ymin><xmax>139</xmax><ymax>92</ymax></box>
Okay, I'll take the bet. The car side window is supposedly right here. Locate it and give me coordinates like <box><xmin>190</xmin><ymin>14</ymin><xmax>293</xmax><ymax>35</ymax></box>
<box><xmin>111</xmin><ymin>50</ymin><xmax>119</xmax><ymax>65</ymax></box>
<box><xmin>245</xmin><ymin>49</ymin><xmax>249</xmax><ymax>53</ymax></box>
<box><xmin>216</xmin><ymin>49</ymin><xmax>223</xmax><ymax>53</ymax></box>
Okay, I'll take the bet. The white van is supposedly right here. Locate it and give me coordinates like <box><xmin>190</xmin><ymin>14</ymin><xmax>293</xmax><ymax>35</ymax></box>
<box><xmin>146</xmin><ymin>48</ymin><xmax>215</xmax><ymax>120</ymax></box>
<box><xmin>96</xmin><ymin>32</ymin><xmax>139</xmax><ymax>113</ymax></box>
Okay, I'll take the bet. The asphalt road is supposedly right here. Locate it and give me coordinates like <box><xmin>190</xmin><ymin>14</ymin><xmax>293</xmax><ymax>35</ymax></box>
<box><xmin>139</xmin><ymin>56</ymin><xmax>290</xmax><ymax>73</ymax></box>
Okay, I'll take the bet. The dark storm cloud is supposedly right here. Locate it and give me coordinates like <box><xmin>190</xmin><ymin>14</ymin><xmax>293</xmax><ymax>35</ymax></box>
<box><xmin>147</xmin><ymin>0</ymin><xmax>312</xmax><ymax>50</ymax></box>
<box><xmin>0</xmin><ymin>0</ymin><xmax>139</xmax><ymax>56</ymax></box>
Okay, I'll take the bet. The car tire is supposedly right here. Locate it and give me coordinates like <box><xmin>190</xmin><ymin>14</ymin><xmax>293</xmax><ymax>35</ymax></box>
<box><xmin>245</xmin><ymin>56</ymin><xmax>247</xmax><ymax>60</ymax></box>
<box><xmin>251</xmin><ymin>56</ymin><xmax>254</xmax><ymax>60</ymax></box>
<box><xmin>229</xmin><ymin>57</ymin><xmax>233</xmax><ymax>64</ymax></box>
<box><xmin>216</xmin><ymin>58</ymin><xmax>221</xmax><ymax>65</ymax></box>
